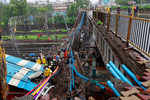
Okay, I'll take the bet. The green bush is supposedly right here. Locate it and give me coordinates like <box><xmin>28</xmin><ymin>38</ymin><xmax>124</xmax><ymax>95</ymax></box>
<box><xmin>31</xmin><ymin>30</ymin><xmax>45</xmax><ymax>32</ymax></box>
<box><xmin>16</xmin><ymin>36</ymin><xmax>25</xmax><ymax>40</ymax></box>
<box><xmin>2</xmin><ymin>34</ymin><xmax>68</xmax><ymax>41</ymax></box>
<box><xmin>39</xmin><ymin>35</ymin><xmax>48</xmax><ymax>40</ymax></box>
<box><xmin>97</xmin><ymin>20</ymin><xmax>103</xmax><ymax>25</ymax></box>
<box><xmin>50</xmin><ymin>29</ymin><xmax>57</xmax><ymax>32</ymax></box>
<box><xmin>140</xmin><ymin>5</ymin><xmax>150</xmax><ymax>10</ymax></box>
<box><xmin>26</xmin><ymin>35</ymin><xmax>38</xmax><ymax>40</ymax></box>
<box><xmin>61</xmin><ymin>29</ymin><xmax>68</xmax><ymax>32</ymax></box>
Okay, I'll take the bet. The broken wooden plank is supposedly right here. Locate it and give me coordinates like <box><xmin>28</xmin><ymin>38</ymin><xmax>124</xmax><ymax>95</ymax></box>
<box><xmin>120</xmin><ymin>95</ymin><xmax>140</xmax><ymax>100</ymax></box>
<box><xmin>144</xmin><ymin>72</ymin><xmax>150</xmax><ymax>76</ymax></box>
<box><xmin>142</xmin><ymin>80</ymin><xmax>150</xmax><ymax>87</ymax></box>
<box><xmin>121</xmin><ymin>88</ymin><xmax>140</xmax><ymax>97</ymax></box>
<box><xmin>137</xmin><ymin>60</ymin><xmax>150</xmax><ymax>64</ymax></box>
<box><xmin>142</xmin><ymin>76</ymin><xmax>150</xmax><ymax>80</ymax></box>
<box><xmin>145</xmin><ymin>69</ymin><xmax>150</xmax><ymax>73</ymax></box>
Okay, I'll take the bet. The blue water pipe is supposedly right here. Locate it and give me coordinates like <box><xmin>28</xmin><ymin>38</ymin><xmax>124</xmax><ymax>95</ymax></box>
<box><xmin>121</xmin><ymin>64</ymin><xmax>147</xmax><ymax>90</ymax></box>
<box><xmin>72</xmin><ymin>64</ymin><xmax>105</xmax><ymax>90</ymax></box>
<box><xmin>107</xmin><ymin>80</ymin><xmax>121</xmax><ymax>97</ymax></box>
<box><xmin>106</xmin><ymin>64</ymin><xmax>121</xmax><ymax>80</ymax></box>
<box><xmin>109</xmin><ymin>61</ymin><xmax>134</xmax><ymax>86</ymax></box>
<box><xmin>72</xmin><ymin>68</ymin><xmax>75</xmax><ymax>89</ymax></box>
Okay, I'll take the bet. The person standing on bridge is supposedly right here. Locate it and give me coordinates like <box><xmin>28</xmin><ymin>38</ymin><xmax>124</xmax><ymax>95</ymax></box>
<box><xmin>135</xmin><ymin>5</ymin><xmax>139</xmax><ymax>16</ymax></box>
<box><xmin>117</xmin><ymin>6</ymin><xmax>121</xmax><ymax>14</ymax></box>
<box><xmin>128</xmin><ymin>6</ymin><xmax>132</xmax><ymax>16</ymax></box>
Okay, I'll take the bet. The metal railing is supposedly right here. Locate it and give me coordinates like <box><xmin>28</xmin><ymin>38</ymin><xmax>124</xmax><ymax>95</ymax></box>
<box><xmin>93</xmin><ymin>11</ymin><xmax>150</xmax><ymax>57</ymax></box>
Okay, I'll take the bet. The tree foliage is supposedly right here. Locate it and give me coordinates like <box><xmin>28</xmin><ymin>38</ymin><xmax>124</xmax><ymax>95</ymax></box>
<box><xmin>115</xmin><ymin>0</ymin><xmax>130</xmax><ymax>5</ymax></box>
<box><xmin>66</xmin><ymin>0</ymin><xmax>89</xmax><ymax>25</ymax></box>
<box><xmin>0</xmin><ymin>0</ymin><xmax>53</xmax><ymax>28</ymax></box>
<box><xmin>9</xmin><ymin>0</ymin><xmax>27</xmax><ymax>16</ymax></box>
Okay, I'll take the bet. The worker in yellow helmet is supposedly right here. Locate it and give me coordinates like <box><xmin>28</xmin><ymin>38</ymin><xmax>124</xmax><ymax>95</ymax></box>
<box><xmin>36</xmin><ymin>57</ymin><xmax>41</xmax><ymax>64</ymax></box>
<box><xmin>44</xmin><ymin>67</ymin><xmax>52</xmax><ymax>77</ymax></box>
<box><xmin>106</xmin><ymin>7</ymin><xmax>110</xmax><ymax>13</ymax></box>
<box><xmin>42</xmin><ymin>56</ymin><xmax>47</xmax><ymax>65</ymax></box>
<box><xmin>131</xmin><ymin>6</ymin><xmax>136</xmax><ymax>17</ymax></box>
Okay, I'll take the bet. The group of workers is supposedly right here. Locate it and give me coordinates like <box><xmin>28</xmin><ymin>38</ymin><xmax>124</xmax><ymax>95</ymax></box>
<box><xmin>128</xmin><ymin>6</ymin><xmax>139</xmax><ymax>16</ymax></box>
<box><xmin>35</xmin><ymin>48</ymin><xmax>68</xmax><ymax>77</ymax></box>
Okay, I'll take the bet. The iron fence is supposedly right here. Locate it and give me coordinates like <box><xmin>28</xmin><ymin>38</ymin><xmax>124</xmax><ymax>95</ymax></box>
<box><xmin>93</xmin><ymin>11</ymin><xmax>150</xmax><ymax>57</ymax></box>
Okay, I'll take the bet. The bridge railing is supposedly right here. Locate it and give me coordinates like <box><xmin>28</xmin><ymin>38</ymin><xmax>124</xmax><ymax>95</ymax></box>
<box><xmin>93</xmin><ymin>11</ymin><xmax>150</xmax><ymax>57</ymax></box>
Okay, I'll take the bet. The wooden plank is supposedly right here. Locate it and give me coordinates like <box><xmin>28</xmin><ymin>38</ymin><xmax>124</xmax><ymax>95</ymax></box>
<box><xmin>142</xmin><ymin>76</ymin><xmax>150</xmax><ymax>80</ymax></box>
<box><xmin>137</xmin><ymin>94</ymin><xmax>150</xmax><ymax>100</ymax></box>
<box><xmin>121</xmin><ymin>88</ymin><xmax>140</xmax><ymax>97</ymax></box>
<box><xmin>120</xmin><ymin>95</ymin><xmax>140</xmax><ymax>100</ymax></box>
<box><xmin>145</xmin><ymin>69</ymin><xmax>150</xmax><ymax>73</ymax></box>
<box><xmin>137</xmin><ymin>60</ymin><xmax>150</xmax><ymax>64</ymax></box>
<box><xmin>144</xmin><ymin>72</ymin><xmax>150</xmax><ymax>76</ymax></box>
<box><xmin>142</xmin><ymin>80</ymin><xmax>150</xmax><ymax>87</ymax></box>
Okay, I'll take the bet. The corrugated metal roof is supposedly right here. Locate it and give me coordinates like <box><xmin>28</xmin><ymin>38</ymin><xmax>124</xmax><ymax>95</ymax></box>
<box><xmin>6</xmin><ymin>55</ymin><xmax>44</xmax><ymax>91</ymax></box>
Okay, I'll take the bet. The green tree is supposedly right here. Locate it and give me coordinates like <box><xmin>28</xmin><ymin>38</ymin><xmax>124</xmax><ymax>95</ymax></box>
<box><xmin>115</xmin><ymin>0</ymin><xmax>130</xmax><ymax>5</ymax></box>
<box><xmin>66</xmin><ymin>0</ymin><xmax>89</xmax><ymax>25</ymax></box>
<box><xmin>9</xmin><ymin>0</ymin><xmax>27</xmax><ymax>16</ymax></box>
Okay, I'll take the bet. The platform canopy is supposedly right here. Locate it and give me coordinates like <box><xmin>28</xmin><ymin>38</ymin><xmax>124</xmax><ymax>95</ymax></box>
<box><xmin>6</xmin><ymin>54</ymin><xmax>44</xmax><ymax>91</ymax></box>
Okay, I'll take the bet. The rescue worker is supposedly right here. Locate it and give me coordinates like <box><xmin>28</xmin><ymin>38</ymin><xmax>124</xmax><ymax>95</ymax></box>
<box><xmin>42</xmin><ymin>56</ymin><xmax>47</xmax><ymax>66</ymax></box>
<box><xmin>132</xmin><ymin>6</ymin><xmax>136</xmax><ymax>17</ymax></box>
<box><xmin>117</xmin><ymin>6</ymin><xmax>121</xmax><ymax>14</ymax></box>
<box><xmin>134</xmin><ymin>5</ymin><xmax>139</xmax><ymax>16</ymax></box>
<box><xmin>46</xmin><ymin>54</ymin><xmax>51</xmax><ymax>65</ymax></box>
<box><xmin>64</xmin><ymin>49</ymin><xmax>68</xmax><ymax>59</ymax></box>
<box><xmin>44</xmin><ymin>67</ymin><xmax>52</xmax><ymax>77</ymax></box>
<box><xmin>56</xmin><ymin>54</ymin><xmax>60</xmax><ymax>62</ymax></box>
<box><xmin>106</xmin><ymin>7</ymin><xmax>110</xmax><ymax>13</ymax></box>
<box><xmin>51</xmin><ymin>59</ymin><xmax>57</xmax><ymax>72</ymax></box>
<box><xmin>36</xmin><ymin>57</ymin><xmax>41</xmax><ymax>64</ymax></box>
<box><xmin>128</xmin><ymin>6</ymin><xmax>132</xmax><ymax>16</ymax></box>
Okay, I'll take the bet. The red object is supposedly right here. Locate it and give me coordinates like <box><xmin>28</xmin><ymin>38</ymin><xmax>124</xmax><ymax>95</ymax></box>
<box><xmin>37</xmin><ymin>34</ymin><xmax>41</xmax><ymax>38</ymax></box>
<box><xmin>64</xmin><ymin>50</ymin><xmax>68</xmax><ymax>59</ymax></box>
<box><xmin>48</xmin><ymin>37</ymin><xmax>51</xmax><ymax>41</ymax></box>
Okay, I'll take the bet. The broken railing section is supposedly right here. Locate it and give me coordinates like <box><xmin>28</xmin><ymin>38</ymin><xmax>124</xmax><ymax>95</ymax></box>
<box><xmin>93</xmin><ymin>11</ymin><xmax>150</xmax><ymax>57</ymax></box>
